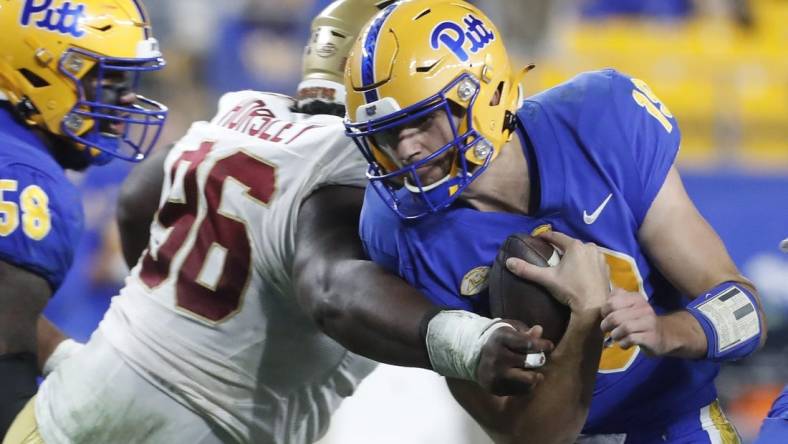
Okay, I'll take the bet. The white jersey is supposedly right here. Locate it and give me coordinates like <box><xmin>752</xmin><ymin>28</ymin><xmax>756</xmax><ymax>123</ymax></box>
<box><xmin>36</xmin><ymin>91</ymin><xmax>376</xmax><ymax>444</ymax></box>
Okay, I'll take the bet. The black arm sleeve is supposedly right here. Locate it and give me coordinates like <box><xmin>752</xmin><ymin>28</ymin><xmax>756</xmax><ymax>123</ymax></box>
<box><xmin>0</xmin><ymin>352</ymin><xmax>37</xmax><ymax>436</ymax></box>
<box><xmin>0</xmin><ymin>260</ymin><xmax>51</xmax><ymax>437</ymax></box>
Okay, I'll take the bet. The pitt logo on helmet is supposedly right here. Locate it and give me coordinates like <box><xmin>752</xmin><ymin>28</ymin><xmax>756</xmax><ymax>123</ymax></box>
<box><xmin>20</xmin><ymin>0</ymin><xmax>87</xmax><ymax>38</ymax></box>
<box><xmin>430</xmin><ymin>14</ymin><xmax>495</xmax><ymax>62</ymax></box>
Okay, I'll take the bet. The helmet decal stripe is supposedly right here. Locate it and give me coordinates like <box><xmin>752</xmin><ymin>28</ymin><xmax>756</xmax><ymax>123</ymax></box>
<box><xmin>130</xmin><ymin>0</ymin><xmax>150</xmax><ymax>38</ymax></box>
<box><xmin>361</xmin><ymin>3</ymin><xmax>397</xmax><ymax>103</ymax></box>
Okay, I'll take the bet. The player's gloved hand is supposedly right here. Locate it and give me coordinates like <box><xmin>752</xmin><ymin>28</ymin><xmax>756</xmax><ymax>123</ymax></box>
<box><xmin>506</xmin><ymin>231</ymin><xmax>610</xmax><ymax>316</ymax></box>
<box><xmin>475</xmin><ymin>321</ymin><xmax>553</xmax><ymax>396</ymax></box>
<box><xmin>600</xmin><ymin>288</ymin><xmax>667</xmax><ymax>356</ymax></box>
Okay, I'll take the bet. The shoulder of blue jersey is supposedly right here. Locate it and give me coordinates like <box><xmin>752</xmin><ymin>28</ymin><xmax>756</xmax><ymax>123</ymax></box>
<box><xmin>0</xmin><ymin>159</ymin><xmax>84</xmax><ymax>290</ymax></box>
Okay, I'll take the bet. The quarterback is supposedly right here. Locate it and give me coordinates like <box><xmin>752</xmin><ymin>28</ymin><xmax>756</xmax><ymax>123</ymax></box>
<box><xmin>5</xmin><ymin>1</ymin><xmax>551</xmax><ymax>443</ymax></box>
<box><xmin>0</xmin><ymin>0</ymin><xmax>166</xmax><ymax>436</ymax></box>
<box><xmin>346</xmin><ymin>0</ymin><xmax>767</xmax><ymax>443</ymax></box>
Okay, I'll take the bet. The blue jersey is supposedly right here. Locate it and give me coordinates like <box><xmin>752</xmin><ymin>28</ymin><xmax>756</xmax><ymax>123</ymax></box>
<box><xmin>754</xmin><ymin>385</ymin><xmax>788</xmax><ymax>444</ymax></box>
<box><xmin>360</xmin><ymin>70</ymin><xmax>721</xmax><ymax>436</ymax></box>
<box><xmin>0</xmin><ymin>105</ymin><xmax>83</xmax><ymax>290</ymax></box>
<box><xmin>766</xmin><ymin>386</ymin><xmax>788</xmax><ymax>420</ymax></box>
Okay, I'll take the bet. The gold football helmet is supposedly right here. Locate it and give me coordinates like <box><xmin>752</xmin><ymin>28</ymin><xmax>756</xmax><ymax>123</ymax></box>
<box><xmin>297</xmin><ymin>0</ymin><xmax>398</xmax><ymax>108</ymax></box>
<box><xmin>344</xmin><ymin>0</ymin><xmax>523</xmax><ymax>218</ymax></box>
<box><xmin>0</xmin><ymin>0</ymin><xmax>167</xmax><ymax>164</ymax></box>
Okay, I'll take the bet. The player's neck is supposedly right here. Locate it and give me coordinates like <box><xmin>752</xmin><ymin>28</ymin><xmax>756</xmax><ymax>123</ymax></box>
<box><xmin>461</xmin><ymin>136</ymin><xmax>530</xmax><ymax>214</ymax></box>
<box><xmin>30</xmin><ymin>127</ymin><xmax>89</xmax><ymax>171</ymax></box>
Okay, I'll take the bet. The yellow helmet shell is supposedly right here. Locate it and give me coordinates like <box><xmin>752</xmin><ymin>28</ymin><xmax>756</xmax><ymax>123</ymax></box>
<box><xmin>345</xmin><ymin>0</ymin><xmax>521</xmax><ymax>164</ymax></box>
<box><xmin>0</xmin><ymin>0</ymin><xmax>166</xmax><ymax>162</ymax></box>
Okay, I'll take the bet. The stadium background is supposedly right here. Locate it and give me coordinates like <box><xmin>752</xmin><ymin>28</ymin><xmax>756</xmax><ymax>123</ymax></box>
<box><xmin>43</xmin><ymin>0</ymin><xmax>787</xmax><ymax>442</ymax></box>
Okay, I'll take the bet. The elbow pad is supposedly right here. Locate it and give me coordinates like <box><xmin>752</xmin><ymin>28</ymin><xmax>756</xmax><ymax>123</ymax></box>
<box><xmin>686</xmin><ymin>282</ymin><xmax>762</xmax><ymax>362</ymax></box>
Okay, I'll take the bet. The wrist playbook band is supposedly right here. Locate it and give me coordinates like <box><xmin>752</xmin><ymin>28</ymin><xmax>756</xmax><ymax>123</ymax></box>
<box><xmin>686</xmin><ymin>282</ymin><xmax>762</xmax><ymax>362</ymax></box>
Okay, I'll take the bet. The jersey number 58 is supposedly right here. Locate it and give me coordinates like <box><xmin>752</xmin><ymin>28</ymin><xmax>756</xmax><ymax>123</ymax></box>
<box><xmin>0</xmin><ymin>180</ymin><xmax>51</xmax><ymax>241</ymax></box>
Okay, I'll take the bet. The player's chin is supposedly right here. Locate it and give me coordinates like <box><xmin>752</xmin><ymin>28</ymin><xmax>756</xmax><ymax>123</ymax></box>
<box><xmin>413</xmin><ymin>165</ymin><xmax>450</xmax><ymax>187</ymax></box>
<box><xmin>103</xmin><ymin>120</ymin><xmax>127</xmax><ymax>136</ymax></box>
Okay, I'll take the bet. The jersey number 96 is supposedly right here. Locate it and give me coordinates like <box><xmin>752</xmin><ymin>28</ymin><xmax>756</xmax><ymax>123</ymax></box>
<box><xmin>139</xmin><ymin>141</ymin><xmax>276</xmax><ymax>323</ymax></box>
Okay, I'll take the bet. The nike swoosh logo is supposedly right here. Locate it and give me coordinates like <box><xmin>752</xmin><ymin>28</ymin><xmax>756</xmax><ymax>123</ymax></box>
<box><xmin>583</xmin><ymin>193</ymin><xmax>613</xmax><ymax>225</ymax></box>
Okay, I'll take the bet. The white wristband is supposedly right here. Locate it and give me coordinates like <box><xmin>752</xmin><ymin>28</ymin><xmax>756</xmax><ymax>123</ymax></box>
<box><xmin>425</xmin><ymin>310</ymin><xmax>514</xmax><ymax>381</ymax></box>
<box><xmin>43</xmin><ymin>339</ymin><xmax>84</xmax><ymax>377</ymax></box>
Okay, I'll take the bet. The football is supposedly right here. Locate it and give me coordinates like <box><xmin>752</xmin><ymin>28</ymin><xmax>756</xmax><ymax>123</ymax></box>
<box><xmin>488</xmin><ymin>233</ymin><xmax>569</xmax><ymax>343</ymax></box>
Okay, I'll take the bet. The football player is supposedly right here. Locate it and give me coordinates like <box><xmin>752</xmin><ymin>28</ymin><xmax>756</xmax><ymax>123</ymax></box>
<box><xmin>345</xmin><ymin>0</ymin><xmax>767</xmax><ymax>443</ymax></box>
<box><xmin>4</xmin><ymin>1</ymin><xmax>552</xmax><ymax>443</ymax></box>
<box><xmin>752</xmin><ymin>239</ymin><xmax>788</xmax><ymax>443</ymax></box>
<box><xmin>0</xmin><ymin>0</ymin><xmax>166</xmax><ymax>436</ymax></box>
<box><xmin>754</xmin><ymin>386</ymin><xmax>788</xmax><ymax>443</ymax></box>
<box><xmin>753</xmin><ymin>387</ymin><xmax>788</xmax><ymax>442</ymax></box>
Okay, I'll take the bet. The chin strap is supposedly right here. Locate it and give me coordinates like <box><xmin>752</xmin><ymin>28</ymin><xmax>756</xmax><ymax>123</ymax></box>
<box><xmin>295</xmin><ymin>78</ymin><xmax>346</xmax><ymax>109</ymax></box>
<box><xmin>502</xmin><ymin>64</ymin><xmax>534</xmax><ymax>141</ymax></box>
<box><xmin>0</xmin><ymin>353</ymin><xmax>37</xmax><ymax>435</ymax></box>
<box><xmin>4</xmin><ymin>95</ymin><xmax>40</xmax><ymax>124</ymax></box>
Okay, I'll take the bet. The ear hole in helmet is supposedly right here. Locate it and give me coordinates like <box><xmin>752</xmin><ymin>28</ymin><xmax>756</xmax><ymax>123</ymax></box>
<box><xmin>292</xmin><ymin>100</ymin><xmax>345</xmax><ymax>117</ymax></box>
<box><xmin>489</xmin><ymin>81</ymin><xmax>504</xmax><ymax>106</ymax></box>
<box><xmin>18</xmin><ymin>68</ymin><xmax>50</xmax><ymax>88</ymax></box>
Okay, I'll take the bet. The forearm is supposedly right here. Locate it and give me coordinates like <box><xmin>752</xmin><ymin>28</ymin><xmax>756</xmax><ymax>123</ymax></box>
<box><xmin>38</xmin><ymin>316</ymin><xmax>84</xmax><ymax>377</ymax></box>
<box><xmin>117</xmin><ymin>145</ymin><xmax>170</xmax><ymax>267</ymax></box>
<box><xmin>36</xmin><ymin>317</ymin><xmax>67</xmax><ymax>373</ymax></box>
<box><xmin>302</xmin><ymin>259</ymin><xmax>435</xmax><ymax>369</ymax></box>
<box><xmin>639</xmin><ymin>167</ymin><xmax>767</xmax><ymax>357</ymax></box>
<box><xmin>658</xmin><ymin>310</ymin><xmax>707</xmax><ymax>359</ymax></box>
<box><xmin>502</xmin><ymin>311</ymin><xmax>602</xmax><ymax>443</ymax></box>
<box><xmin>294</xmin><ymin>185</ymin><xmax>435</xmax><ymax>368</ymax></box>
<box><xmin>458</xmin><ymin>311</ymin><xmax>603</xmax><ymax>444</ymax></box>
<box><xmin>448</xmin><ymin>315</ymin><xmax>602</xmax><ymax>444</ymax></box>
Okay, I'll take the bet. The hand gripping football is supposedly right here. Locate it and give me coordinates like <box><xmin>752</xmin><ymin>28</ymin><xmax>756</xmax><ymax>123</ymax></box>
<box><xmin>489</xmin><ymin>233</ymin><xmax>569</xmax><ymax>343</ymax></box>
